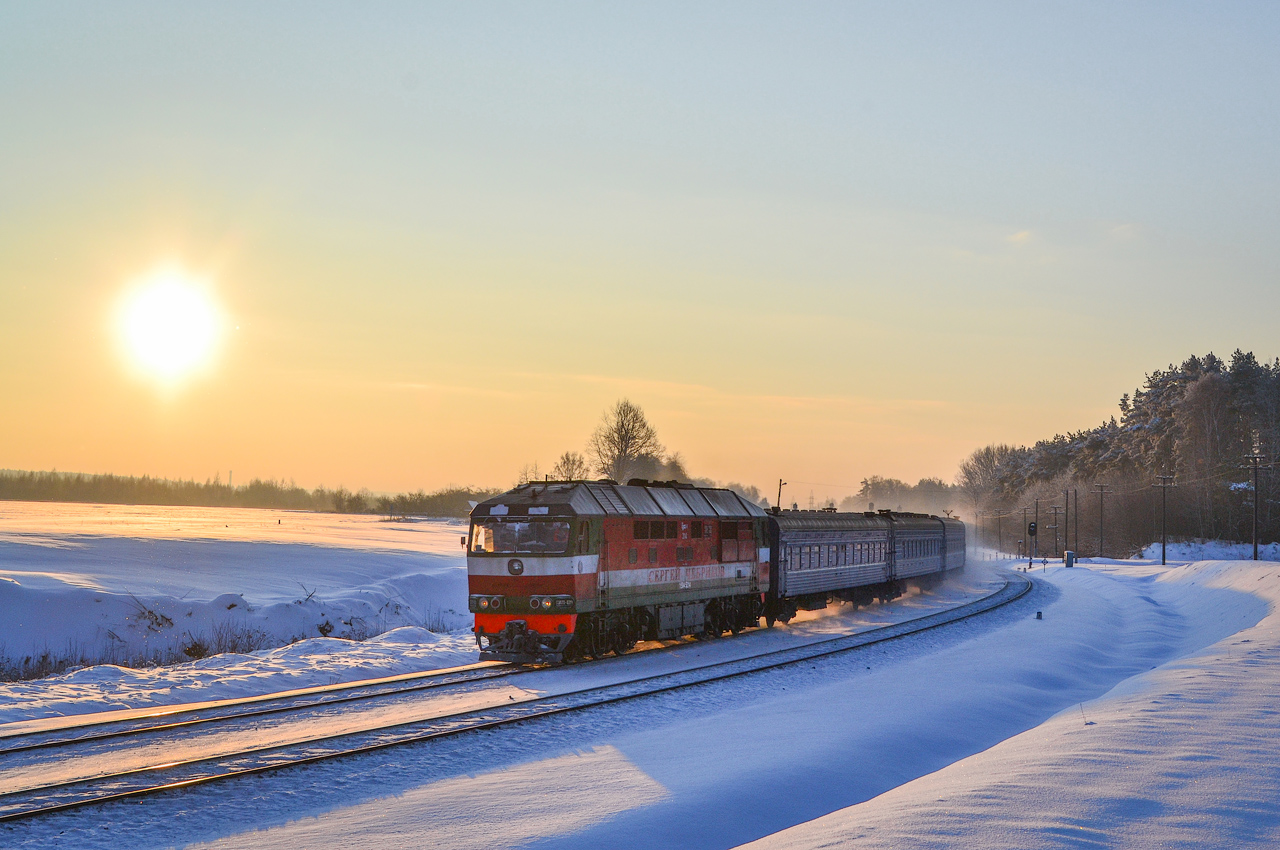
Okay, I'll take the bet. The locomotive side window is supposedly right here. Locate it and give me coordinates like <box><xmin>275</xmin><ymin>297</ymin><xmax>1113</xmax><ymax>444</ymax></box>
<box><xmin>667</xmin><ymin>520</ymin><xmax>678</xmax><ymax>539</ymax></box>
<box><xmin>691</xmin><ymin>520</ymin><xmax>703</xmax><ymax>538</ymax></box>
<box><xmin>634</xmin><ymin>521</ymin><xmax>649</xmax><ymax>540</ymax></box>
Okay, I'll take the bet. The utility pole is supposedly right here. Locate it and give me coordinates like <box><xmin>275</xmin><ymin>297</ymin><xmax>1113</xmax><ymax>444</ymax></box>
<box><xmin>1095</xmin><ymin>484</ymin><xmax>1109</xmax><ymax>558</ymax></box>
<box><xmin>1062</xmin><ymin>488</ymin><xmax>1070</xmax><ymax>555</ymax></box>
<box><xmin>1022</xmin><ymin>505</ymin><xmax>1029</xmax><ymax>565</ymax></box>
<box><xmin>997</xmin><ymin>512</ymin><xmax>1002</xmax><ymax>558</ymax></box>
<box><xmin>1074</xmin><ymin>488</ymin><xmax>1079</xmax><ymax>555</ymax></box>
<box><xmin>1050</xmin><ymin>504</ymin><xmax>1062</xmax><ymax>558</ymax></box>
<box><xmin>776</xmin><ymin>479</ymin><xmax>786</xmax><ymax>511</ymax></box>
<box><xmin>1153</xmin><ymin>475</ymin><xmax>1174</xmax><ymax>566</ymax></box>
<box><xmin>1243</xmin><ymin>455</ymin><xmax>1267</xmax><ymax>561</ymax></box>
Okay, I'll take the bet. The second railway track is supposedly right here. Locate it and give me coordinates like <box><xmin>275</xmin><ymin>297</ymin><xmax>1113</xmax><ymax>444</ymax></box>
<box><xmin>0</xmin><ymin>571</ymin><xmax>1032</xmax><ymax>823</ymax></box>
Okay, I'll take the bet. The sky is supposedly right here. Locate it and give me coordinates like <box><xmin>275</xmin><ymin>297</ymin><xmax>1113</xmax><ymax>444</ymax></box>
<box><xmin>3</xmin><ymin>2</ymin><xmax>1279</xmax><ymax>503</ymax></box>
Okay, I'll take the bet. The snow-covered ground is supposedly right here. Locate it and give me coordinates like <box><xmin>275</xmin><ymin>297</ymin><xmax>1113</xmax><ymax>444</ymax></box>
<box><xmin>0</xmin><ymin>502</ymin><xmax>474</xmax><ymax>682</ymax></box>
<box><xmin>2</xmin><ymin>503</ymin><xmax>1279</xmax><ymax>848</ymax></box>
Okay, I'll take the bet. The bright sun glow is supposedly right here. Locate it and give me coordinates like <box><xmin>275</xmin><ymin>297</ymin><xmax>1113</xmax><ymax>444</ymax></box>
<box><xmin>118</xmin><ymin>270</ymin><xmax>223</xmax><ymax>384</ymax></box>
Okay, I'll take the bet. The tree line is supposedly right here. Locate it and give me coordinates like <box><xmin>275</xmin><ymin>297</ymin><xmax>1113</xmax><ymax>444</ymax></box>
<box><xmin>957</xmin><ymin>350</ymin><xmax>1280</xmax><ymax>557</ymax></box>
<box><xmin>0</xmin><ymin>469</ymin><xmax>499</xmax><ymax>519</ymax></box>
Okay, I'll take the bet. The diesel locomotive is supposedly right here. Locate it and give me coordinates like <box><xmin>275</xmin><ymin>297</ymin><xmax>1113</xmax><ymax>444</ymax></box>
<box><xmin>466</xmin><ymin>479</ymin><xmax>965</xmax><ymax>663</ymax></box>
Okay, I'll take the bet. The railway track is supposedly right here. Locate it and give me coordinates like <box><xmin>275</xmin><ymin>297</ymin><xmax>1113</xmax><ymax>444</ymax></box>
<box><xmin>0</xmin><ymin>571</ymin><xmax>1032</xmax><ymax>823</ymax></box>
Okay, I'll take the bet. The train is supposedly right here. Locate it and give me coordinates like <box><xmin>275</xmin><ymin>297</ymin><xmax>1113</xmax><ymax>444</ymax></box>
<box><xmin>465</xmin><ymin>479</ymin><xmax>966</xmax><ymax>663</ymax></box>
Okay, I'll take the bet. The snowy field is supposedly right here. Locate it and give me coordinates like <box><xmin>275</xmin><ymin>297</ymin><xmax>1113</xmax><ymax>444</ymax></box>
<box><xmin>1</xmin><ymin>501</ymin><xmax>1278</xmax><ymax>848</ymax></box>
<box><xmin>0</xmin><ymin>502</ymin><xmax>477</xmax><ymax>690</ymax></box>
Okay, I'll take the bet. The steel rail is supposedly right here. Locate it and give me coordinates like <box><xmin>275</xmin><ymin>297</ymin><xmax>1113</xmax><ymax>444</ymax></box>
<box><xmin>0</xmin><ymin>572</ymin><xmax>1031</xmax><ymax>823</ymax></box>
<box><xmin>0</xmin><ymin>662</ymin><xmax>523</xmax><ymax>756</ymax></box>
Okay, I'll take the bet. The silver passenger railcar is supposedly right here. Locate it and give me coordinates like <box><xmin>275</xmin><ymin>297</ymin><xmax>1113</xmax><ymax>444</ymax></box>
<box><xmin>764</xmin><ymin>508</ymin><xmax>965</xmax><ymax>624</ymax></box>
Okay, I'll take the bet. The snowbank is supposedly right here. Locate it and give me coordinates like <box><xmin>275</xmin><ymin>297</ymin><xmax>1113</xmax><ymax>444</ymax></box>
<box><xmin>1139</xmin><ymin>538</ymin><xmax>1280</xmax><ymax>562</ymax></box>
<box><xmin>0</xmin><ymin>502</ymin><xmax>471</xmax><ymax>681</ymax></box>
<box><xmin>739</xmin><ymin>559</ymin><xmax>1280</xmax><ymax>849</ymax></box>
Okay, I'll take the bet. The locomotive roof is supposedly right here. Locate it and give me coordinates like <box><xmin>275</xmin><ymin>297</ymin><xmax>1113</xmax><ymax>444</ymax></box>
<box><xmin>471</xmin><ymin>480</ymin><xmax>769</xmax><ymax>520</ymax></box>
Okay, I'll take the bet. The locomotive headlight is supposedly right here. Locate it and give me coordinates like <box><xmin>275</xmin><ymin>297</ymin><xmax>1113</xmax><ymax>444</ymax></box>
<box><xmin>541</xmin><ymin>598</ymin><xmax>552</xmax><ymax>610</ymax></box>
<box><xmin>529</xmin><ymin>597</ymin><xmax>541</xmax><ymax>610</ymax></box>
<box><xmin>490</xmin><ymin>596</ymin><xmax>503</xmax><ymax>610</ymax></box>
<box><xmin>478</xmin><ymin>597</ymin><xmax>489</xmax><ymax>609</ymax></box>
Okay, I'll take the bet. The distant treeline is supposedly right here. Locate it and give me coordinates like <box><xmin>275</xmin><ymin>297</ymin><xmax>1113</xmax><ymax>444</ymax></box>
<box><xmin>957</xmin><ymin>350</ymin><xmax>1280</xmax><ymax>557</ymax></box>
<box><xmin>0</xmin><ymin>470</ymin><xmax>500</xmax><ymax>519</ymax></box>
<box><xmin>836</xmin><ymin>476</ymin><xmax>959</xmax><ymax>517</ymax></box>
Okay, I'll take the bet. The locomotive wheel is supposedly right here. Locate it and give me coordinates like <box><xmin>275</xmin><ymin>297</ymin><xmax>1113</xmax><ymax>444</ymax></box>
<box><xmin>580</xmin><ymin>618</ymin><xmax>605</xmax><ymax>661</ymax></box>
<box><xmin>611</xmin><ymin>622</ymin><xmax>636</xmax><ymax>656</ymax></box>
<box><xmin>729</xmin><ymin>605</ymin><xmax>744</xmax><ymax>635</ymax></box>
<box><xmin>700</xmin><ymin>602</ymin><xmax>721</xmax><ymax>639</ymax></box>
<box><xmin>585</xmin><ymin>631</ymin><xmax>605</xmax><ymax>661</ymax></box>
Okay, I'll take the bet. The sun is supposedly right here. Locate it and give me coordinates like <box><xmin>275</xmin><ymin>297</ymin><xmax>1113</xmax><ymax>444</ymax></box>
<box><xmin>118</xmin><ymin>269</ymin><xmax>224</xmax><ymax>385</ymax></box>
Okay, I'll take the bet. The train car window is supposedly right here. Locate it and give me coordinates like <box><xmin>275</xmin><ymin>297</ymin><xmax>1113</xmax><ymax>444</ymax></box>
<box><xmin>691</xmin><ymin>520</ymin><xmax>703</xmax><ymax>538</ymax></box>
<box><xmin>648</xmin><ymin>547</ymin><xmax>658</xmax><ymax>564</ymax></box>
<box><xmin>629</xmin><ymin>547</ymin><xmax>638</xmax><ymax>564</ymax></box>
<box><xmin>667</xmin><ymin>521</ymin><xmax>678</xmax><ymax>539</ymax></box>
<box><xmin>634</xmin><ymin>521</ymin><xmax>649</xmax><ymax>540</ymax></box>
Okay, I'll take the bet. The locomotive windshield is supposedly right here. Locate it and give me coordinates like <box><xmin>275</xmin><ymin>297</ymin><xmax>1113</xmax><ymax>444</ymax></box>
<box><xmin>470</xmin><ymin>519</ymin><xmax>572</xmax><ymax>554</ymax></box>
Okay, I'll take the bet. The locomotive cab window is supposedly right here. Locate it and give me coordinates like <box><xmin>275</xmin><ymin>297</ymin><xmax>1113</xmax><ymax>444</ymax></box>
<box><xmin>470</xmin><ymin>519</ymin><xmax>572</xmax><ymax>554</ymax></box>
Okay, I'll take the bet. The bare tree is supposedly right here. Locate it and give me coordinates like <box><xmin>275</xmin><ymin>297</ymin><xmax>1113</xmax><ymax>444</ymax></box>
<box><xmin>551</xmin><ymin>451</ymin><xmax>590</xmax><ymax>481</ymax></box>
<box><xmin>588</xmin><ymin>399</ymin><xmax>663</xmax><ymax>482</ymax></box>
<box><xmin>955</xmin><ymin>443</ymin><xmax>1017</xmax><ymax>514</ymax></box>
<box><xmin>516</xmin><ymin>461</ymin><xmax>541</xmax><ymax>486</ymax></box>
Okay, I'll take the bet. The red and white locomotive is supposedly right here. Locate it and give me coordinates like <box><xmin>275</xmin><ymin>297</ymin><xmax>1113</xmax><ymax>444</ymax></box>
<box><xmin>467</xmin><ymin>479</ymin><xmax>965</xmax><ymax>663</ymax></box>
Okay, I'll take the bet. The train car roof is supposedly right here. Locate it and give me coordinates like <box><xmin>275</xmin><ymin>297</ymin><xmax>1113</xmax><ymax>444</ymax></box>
<box><xmin>771</xmin><ymin>509</ymin><xmax>962</xmax><ymax>532</ymax></box>
<box><xmin>470</xmin><ymin>480</ymin><xmax>769</xmax><ymax>520</ymax></box>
